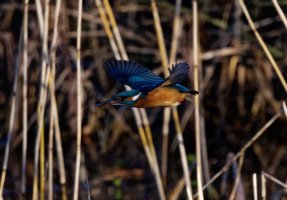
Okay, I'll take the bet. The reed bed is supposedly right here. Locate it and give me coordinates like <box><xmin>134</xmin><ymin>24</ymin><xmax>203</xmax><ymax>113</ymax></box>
<box><xmin>0</xmin><ymin>0</ymin><xmax>287</xmax><ymax>199</ymax></box>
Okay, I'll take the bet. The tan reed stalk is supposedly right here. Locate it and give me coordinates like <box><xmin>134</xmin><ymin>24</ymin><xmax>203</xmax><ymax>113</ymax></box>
<box><xmin>283</xmin><ymin>102</ymin><xmax>287</xmax><ymax>118</ymax></box>
<box><xmin>103</xmin><ymin>0</ymin><xmax>128</xmax><ymax>60</ymax></box>
<box><xmin>53</xmin><ymin>102</ymin><xmax>68</xmax><ymax>200</ymax></box>
<box><xmin>0</xmin><ymin>26</ymin><xmax>23</xmax><ymax>198</ymax></box>
<box><xmin>261</xmin><ymin>172</ymin><xmax>266</xmax><ymax>200</ymax></box>
<box><xmin>193</xmin><ymin>110</ymin><xmax>282</xmax><ymax>197</ymax></box>
<box><xmin>32</xmin><ymin>0</ymin><xmax>50</xmax><ymax>198</ymax></box>
<box><xmin>192</xmin><ymin>0</ymin><xmax>204</xmax><ymax>199</ymax></box>
<box><xmin>48</xmin><ymin>97</ymin><xmax>54</xmax><ymax>200</ymax></box>
<box><xmin>33</xmin><ymin>66</ymin><xmax>51</xmax><ymax>200</ymax></box>
<box><xmin>139</xmin><ymin>109</ymin><xmax>167</xmax><ymax>200</ymax></box>
<box><xmin>95</xmin><ymin>0</ymin><xmax>120</xmax><ymax>59</ymax></box>
<box><xmin>238</xmin><ymin>0</ymin><xmax>287</xmax><ymax>93</ymax></box>
<box><xmin>73</xmin><ymin>0</ymin><xmax>83</xmax><ymax>199</ymax></box>
<box><xmin>169</xmin><ymin>0</ymin><xmax>182</xmax><ymax>65</ymax></box>
<box><xmin>35</xmin><ymin>0</ymin><xmax>44</xmax><ymax>35</ymax></box>
<box><xmin>131</xmin><ymin>107</ymin><xmax>166</xmax><ymax>200</ymax></box>
<box><xmin>40</xmin><ymin>120</ymin><xmax>45</xmax><ymax>200</ymax></box>
<box><xmin>151</xmin><ymin>0</ymin><xmax>193</xmax><ymax>199</ymax></box>
<box><xmin>171</xmin><ymin>107</ymin><xmax>193</xmax><ymax>200</ymax></box>
<box><xmin>99</xmin><ymin>1</ymin><xmax>166</xmax><ymax>199</ymax></box>
<box><xmin>229</xmin><ymin>153</ymin><xmax>244</xmax><ymax>200</ymax></box>
<box><xmin>161</xmin><ymin>0</ymin><xmax>183</xmax><ymax>186</ymax></box>
<box><xmin>161</xmin><ymin>106</ymin><xmax>170</xmax><ymax>186</ymax></box>
<box><xmin>21</xmin><ymin>0</ymin><xmax>29</xmax><ymax>196</ymax></box>
<box><xmin>48</xmin><ymin>0</ymin><xmax>62</xmax><ymax>199</ymax></box>
<box><xmin>151</xmin><ymin>0</ymin><xmax>169</xmax><ymax>73</ymax></box>
<box><xmin>169</xmin><ymin>178</ymin><xmax>185</xmax><ymax>200</ymax></box>
<box><xmin>139</xmin><ymin>109</ymin><xmax>156</xmax><ymax>157</ymax></box>
<box><xmin>253</xmin><ymin>173</ymin><xmax>258</xmax><ymax>200</ymax></box>
<box><xmin>262</xmin><ymin>172</ymin><xmax>287</xmax><ymax>189</ymax></box>
<box><xmin>271</xmin><ymin>0</ymin><xmax>287</xmax><ymax>30</ymax></box>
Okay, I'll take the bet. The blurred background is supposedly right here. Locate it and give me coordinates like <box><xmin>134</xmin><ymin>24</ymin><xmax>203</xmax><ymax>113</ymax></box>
<box><xmin>0</xmin><ymin>0</ymin><xmax>287</xmax><ymax>199</ymax></box>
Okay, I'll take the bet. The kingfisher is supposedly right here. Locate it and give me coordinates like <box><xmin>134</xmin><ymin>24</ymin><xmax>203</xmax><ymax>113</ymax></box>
<box><xmin>96</xmin><ymin>59</ymin><xmax>198</xmax><ymax>108</ymax></box>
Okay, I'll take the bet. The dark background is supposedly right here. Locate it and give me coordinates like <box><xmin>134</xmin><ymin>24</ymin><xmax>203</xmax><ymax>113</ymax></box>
<box><xmin>0</xmin><ymin>0</ymin><xmax>287</xmax><ymax>199</ymax></box>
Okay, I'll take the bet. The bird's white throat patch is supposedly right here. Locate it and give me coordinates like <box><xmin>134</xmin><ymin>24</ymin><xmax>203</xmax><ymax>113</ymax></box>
<box><xmin>132</xmin><ymin>92</ymin><xmax>142</xmax><ymax>101</ymax></box>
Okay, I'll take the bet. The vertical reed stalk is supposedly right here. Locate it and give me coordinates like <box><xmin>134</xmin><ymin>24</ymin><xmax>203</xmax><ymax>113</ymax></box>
<box><xmin>169</xmin><ymin>0</ymin><xmax>182</xmax><ymax>64</ymax></box>
<box><xmin>21</xmin><ymin>0</ymin><xmax>29</xmax><ymax>196</ymax></box>
<box><xmin>0</xmin><ymin>25</ymin><xmax>23</xmax><ymax>199</ymax></box>
<box><xmin>261</xmin><ymin>172</ymin><xmax>266</xmax><ymax>200</ymax></box>
<box><xmin>172</xmin><ymin>107</ymin><xmax>193</xmax><ymax>200</ymax></box>
<box><xmin>161</xmin><ymin>107</ymin><xmax>170</xmax><ymax>186</ymax></box>
<box><xmin>40</xmin><ymin>121</ymin><xmax>45</xmax><ymax>200</ymax></box>
<box><xmin>73</xmin><ymin>0</ymin><xmax>83</xmax><ymax>198</ymax></box>
<box><xmin>253</xmin><ymin>173</ymin><xmax>258</xmax><ymax>200</ymax></box>
<box><xmin>32</xmin><ymin>0</ymin><xmax>50</xmax><ymax>198</ymax></box>
<box><xmin>48</xmin><ymin>0</ymin><xmax>62</xmax><ymax>199</ymax></box>
<box><xmin>33</xmin><ymin>66</ymin><xmax>51</xmax><ymax>200</ymax></box>
<box><xmin>192</xmin><ymin>0</ymin><xmax>204</xmax><ymax>199</ymax></box>
<box><xmin>35</xmin><ymin>0</ymin><xmax>44</xmax><ymax>35</ymax></box>
<box><xmin>53</xmin><ymin>102</ymin><xmax>67</xmax><ymax>200</ymax></box>
<box><xmin>48</xmin><ymin>98</ymin><xmax>54</xmax><ymax>200</ymax></box>
<box><xmin>161</xmin><ymin>0</ymin><xmax>182</xmax><ymax>186</ymax></box>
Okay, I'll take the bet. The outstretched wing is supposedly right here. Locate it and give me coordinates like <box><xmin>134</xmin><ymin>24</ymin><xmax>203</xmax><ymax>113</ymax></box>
<box><xmin>162</xmin><ymin>62</ymin><xmax>190</xmax><ymax>86</ymax></box>
<box><xmin>104</xmin><ymin>59</ymin><xmax>164</xmax><ymax>92</ymax></box>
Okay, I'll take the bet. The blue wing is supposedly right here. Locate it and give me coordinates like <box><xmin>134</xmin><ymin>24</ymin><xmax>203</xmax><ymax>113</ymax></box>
<box><xmin>104</xmin><ymin>59</ymin><xmax>164</xmax><ymax>92</ymax></box>
<box><xmin>162</xmin><ymin>63</ymin><xmax>190</xmax><ymax>86</ymax></box>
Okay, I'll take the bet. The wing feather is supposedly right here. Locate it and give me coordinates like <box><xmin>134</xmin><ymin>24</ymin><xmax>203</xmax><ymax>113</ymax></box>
<box><xmin>104</xmin><ymin>59</ymin><xmax>164</xmax><ymax>92</ymax></box>
<box><xmin>162</xmin><ymin>62</ymin><xmax>190</xmax><ymax>86</ymax></box>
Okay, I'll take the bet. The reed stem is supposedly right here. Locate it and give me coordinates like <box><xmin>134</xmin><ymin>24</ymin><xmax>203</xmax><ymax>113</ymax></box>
<box><xmin>21</xmin><ymin>0</ymin><xmax>29</xmax><ymax>196</ymax></box>
<box><xmin>72</xmin><ymin>0</ymin><xmax>83</xmax><ymax>198</ymax></box>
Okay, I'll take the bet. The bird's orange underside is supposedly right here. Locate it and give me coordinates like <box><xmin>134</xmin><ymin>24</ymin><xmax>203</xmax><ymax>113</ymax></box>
<box><xmin>132</xmin><ymin>87</ymin><xmax>189</xmax><ymax>108</ymax></box>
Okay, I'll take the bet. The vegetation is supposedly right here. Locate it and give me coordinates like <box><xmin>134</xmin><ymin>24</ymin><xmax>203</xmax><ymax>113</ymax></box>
<box><xmin>0</xmin><ymin>0</ymin><xmax>287</xmax><ymax>199</ymax></box>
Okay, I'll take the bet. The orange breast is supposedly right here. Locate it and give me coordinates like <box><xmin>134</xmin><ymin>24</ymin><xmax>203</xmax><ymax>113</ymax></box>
<box><xmin>133</xmin><ymin>87</ymin><xmax>188</xmax><ymax>108</ymax></box>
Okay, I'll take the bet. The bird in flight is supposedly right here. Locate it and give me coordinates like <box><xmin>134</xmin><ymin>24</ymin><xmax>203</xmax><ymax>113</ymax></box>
<box><xmin>96</xmin><ymin>59</ymin><xmax>198</xmax><ymax>108</ymax></box>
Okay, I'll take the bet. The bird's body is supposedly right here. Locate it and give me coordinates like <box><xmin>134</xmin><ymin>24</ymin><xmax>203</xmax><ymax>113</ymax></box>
<box><xmin>96</xmin><ymin>59</ymin><xmax>198</xmax><ymax>108</ymax></box>
<box><xmin>129</xmin><ymin>85</ymin><xmax>188</xmax><ymax>107</ymax></box>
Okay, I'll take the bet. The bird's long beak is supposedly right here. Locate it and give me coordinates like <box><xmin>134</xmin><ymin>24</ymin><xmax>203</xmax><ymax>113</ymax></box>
<box><xmin>189</xmin><ymin>90</ymin><xmax>199</xmax><ymax>95</ymax></box>
<box><xmin>96</xmin><ymin>99</ymin><xmax>117</xmax><ymax>107</ymax></box>
<box><xmin>111</xmin><ymin>102</ymin><xmax>128</xmax><ymax>106</ymax></box>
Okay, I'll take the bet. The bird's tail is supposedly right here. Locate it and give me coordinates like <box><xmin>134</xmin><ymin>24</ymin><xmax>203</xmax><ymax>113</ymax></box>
<box><xmin>189</xmin><ymin>90</ymin><xmax>199</xmax><ymax>95</ymax></box>
<box><xmin>96</xmin><ymin>99</ymin><xmax>115</xmax><ymax>107</ymax></box>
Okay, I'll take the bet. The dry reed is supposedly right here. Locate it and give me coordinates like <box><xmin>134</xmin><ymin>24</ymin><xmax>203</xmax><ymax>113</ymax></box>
<box><xmin>0</xmin><ymin>23</ymin><xmax>23</xmax><ymax>199</ymax></box>
<box><xmin>72</xmin><ymin>0</ymin><xmax>83</xmax><ymax>199</ymax></box>
<box><xmin>21</xmin><ymin>0</ymin><xmax>29</xmax><ymax>196</ymax></box>
<box><xmin>192</xmin><ymin>0</ymin><xmax>204</xmax><ymax>199</ymax></box>
<box><xmin>0</xmin><ymin>1</ymin><xmax>286</xmax><ymax>199</ymax></box>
